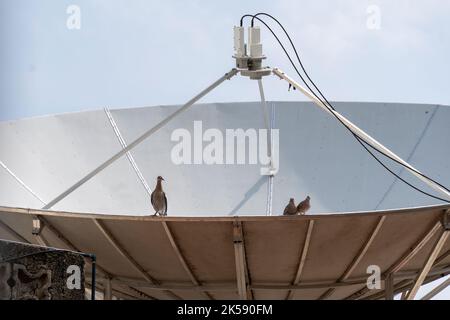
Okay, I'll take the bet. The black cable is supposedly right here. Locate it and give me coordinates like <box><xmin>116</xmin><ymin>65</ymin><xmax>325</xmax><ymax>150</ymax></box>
<box><xmin>251</xmin><ymin>13</ymin><xmax>336</xmax><ymax>110</ymax></box>
<box><xmin>241</xmin><ymin>16</ymin><xmax>325</xmax><ymax>119</ymax></box>
<box><xmin>355</xmin><ymin>132</ymin><xmax>450</xmax><ymax>203</ymax></box>
<box><xmin>240</xmin><ymin>14</ymin><xmax>450</xmax><ymax>203</ymax></box>
<box><xmin>249</xmin><ymin>13</ymin><xmax>450</xmax><ymax>192</ymax></box>
<box><xmin>250</xmin><ymin>13</ymin><xmax>450</xmax><ymax>196</ymax></box>
<box><xmin>240</xmin><ymin>14</ymin><xmax>254</xmax><ymax>27</ymax></box>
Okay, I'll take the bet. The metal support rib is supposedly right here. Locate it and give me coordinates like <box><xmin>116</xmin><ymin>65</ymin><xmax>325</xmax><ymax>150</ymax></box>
<box><xmin>0</xmin><ymin>163</ymin><xmax>95</xmax><ymax>266</ymax></box>
<box><xmin>0</xmin><ymin>160</ymin><xmax>46</xmax><ymax>205</ymax></box>
<box><xmin>388</xmin><ymin>221</ymin><xmax>442</xmax><ymax>275</ymax></box>
<box><xmin>345</xmin><ymin>220</ymin><xmax>442</xmax><ymax>300</ymax></box>
<box><xmin>162</xmin><ymin>221</ymin><xmax>213</xmax><ymax>300</ymax></box>
<box><xmin>320</xmin><ymin>216</ymin><xmax>385</xmax><ymax>300</ymax></box>
<box><xmin>0</xmin><ymin>219</ymin><xmax>28</xmax><ymax>243</ymax></box>
<box><xmin>92</xmin><ymin>218</ymin><xmax>180</xmax><ymax>299</ymax></box>
<box><xmin>88</xmin><ymin>263</ymin><xmax>450</xmax><ymax>292</ymax></box>
<box><xmin>37</xmin><ymin>218</ymin><xmax>150</xmax><ymax>300</ymax></box>
<box><xmin>233</xmin><ymin>221</ymin><xmax>252</xmax><ymax>300</ymax></box>
<box><xmin>421</xmin><ymin>277</ymin><xmax>450</xmax><ymax>300</ymax></box>
<box><xmin>287</xmin><ymin>220</ymin><xmax>314</xmax><ymax>300</ymax></box>
<box><xmin>365</xmin><ymin>269</ymin><xmax>448</xmax><ymax>300</ymax></box>
<box><xmin>0</xmin><ymin>161</ymin><xmax>46</xmax><ymax>243</ymax></box>
<box><xmin>105</xmin><ymin>107</ymin><xmax>208</xmax><ymax>299</ymax></box>
<box><xmin>272</xmin><ymin>68</ymin><xmax>450</xmax><ymax>201</ymax></box>
<box><xmin>406</xmin><ymin>230</ymin><xmax>449</xmax><ymax>300</ymax></box>
<box><xmin>35</xmin><ymin>215</ymin><xmax>117</xmax><ymax>288</ymax></box>
<box><xmin>43</xmin><ymin>68</ymin><xmax>238</xmax><ymax>210</ymax></box>
<box><xmin>108</xmin><ymin>107</ymin><xmax>204</xmax><ymax>298</ymax></box>
<box><xmin>104</xmin><ymin>107</ymin><xmax>153</xmax><ymax>197</ymax></box>
<box><xmin>366</xmin><ymin>279</ymin><xmax>412</xmax><ymax>300</ymax></box>
<box><xmin>435</xmin><ymin>248</ymin><xmax>450</xmax><ymax>265</ymax></box>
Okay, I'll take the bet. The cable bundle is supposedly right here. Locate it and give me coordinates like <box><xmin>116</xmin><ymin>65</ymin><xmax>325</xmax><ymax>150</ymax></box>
<box><xmin>240</xmin><ymin>13</ymin><xmax>450</xmax><ymax>203</ymax></box>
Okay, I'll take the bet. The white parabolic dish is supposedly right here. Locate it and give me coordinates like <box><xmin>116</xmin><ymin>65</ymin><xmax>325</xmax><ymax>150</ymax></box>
<box><xmin>0</xmin><ymin>101</ymin><xmax>449</xmax><ymax>216</ymax></box>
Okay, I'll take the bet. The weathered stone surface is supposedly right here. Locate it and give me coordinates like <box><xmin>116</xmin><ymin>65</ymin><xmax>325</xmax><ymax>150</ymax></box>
<box><xmin>0</xmin><ymin>239</ymin><xmax>85</xmax><ymax>300</ymax></box>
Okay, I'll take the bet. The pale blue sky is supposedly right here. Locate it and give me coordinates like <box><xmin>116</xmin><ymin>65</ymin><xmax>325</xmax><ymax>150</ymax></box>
<box><xmin>1</xmin><ymin>0</ymin><xmax>450</xmax><ymax>121</ymax></box>
<box><xmin>0</xmin><ymin>0</ymin><xmax>449</xmax><ymax>299</ymax></box>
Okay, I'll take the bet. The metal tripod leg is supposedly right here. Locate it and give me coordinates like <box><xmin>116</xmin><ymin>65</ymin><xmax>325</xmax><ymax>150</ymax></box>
<box><xmin>257</xmin><ymin>79</ymin><xmax>274</xmax><ymax>216</ymax></box>
<box><xmin>43</xmin><ymin>69</ymin><xmax>239</xmax><ymax>210</ymax></box>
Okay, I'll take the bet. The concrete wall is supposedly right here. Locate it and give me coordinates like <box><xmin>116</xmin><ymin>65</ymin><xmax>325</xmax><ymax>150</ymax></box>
<box><xmin>0</xmin><ymin>239</ymin><xmax>85</xmax><ymax>300</ymax></box>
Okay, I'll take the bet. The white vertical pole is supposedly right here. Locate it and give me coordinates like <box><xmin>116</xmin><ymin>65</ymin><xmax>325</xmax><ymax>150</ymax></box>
<box><xmin>258</xmin><ymin>79</ymin><xmax>274</xmax><ymax>216</ymax></box>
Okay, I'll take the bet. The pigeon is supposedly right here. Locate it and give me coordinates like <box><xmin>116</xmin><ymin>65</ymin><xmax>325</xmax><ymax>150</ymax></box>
<box><xmin>296</xmin><ymin>196</ymin><xmax>311</xmax><ymax>215</ymax></box>
<box><xmin>151</xmin><ymin>176</ymin><xmax>167</xmax><ymax>216</ymax></box>
<box><xmin>283</xmin><ymin>198</ymin><xmax>297</xmax><ymax>215</ymax></box>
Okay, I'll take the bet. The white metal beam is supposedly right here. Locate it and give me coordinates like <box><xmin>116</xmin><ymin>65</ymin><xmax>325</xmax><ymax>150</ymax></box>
<box><xmin>272</xmin><ymin>68</ymin><xmax>450</xmax><ymax>201</ymax></box>
<box><xmin>162</xmin><ymin>221</ymin><xmax>213</xmax><ymax>300</ymax></box>
<box><xmin>43</xmin><ymin>69</ymin><xmax>239</xmax><ymax>210</ymax></box>
<box><xmin>287</xmin><ymin>220</ymin><xmax>314</xmax><ymax>300</ymax></box>
<box><xmin>320</xmin><ymin>216</ymin><xmax>385</xmax><ymax>300</ymax></box>
<box><xmin>0</xmin><ymin>160</ymin><xmax>46</xmax><ymax>205</ymax></box>
<box><xmin>39</xmin><ymin>214</ymin><xmax>175</xmax><ymax>299</ymax></box>
<box><xmin>345</xmin><ymin>220</ymin><xmax>442</xmax><ymax>300</ymax></box>
<box><xmin>365</xmin><ymin>279</ymin><xmax>412</xmax><ymax>300</ymax></box>
<box><xmin>0</xmin><ymin>164</ymin><xmax>51</xmax><ymax>245</ymax></box>
<box><xmin>406</xmin><ymin>230</ymin><xmax>449</xmax><ymax>300</ymax></box>
<box><xmin>92</xmin><ymin>218</ymin><xmax>181</xmax><ymax>300</ymax></box>
<box><xmin>388</xmin><ymin>221</ymin><xmax>442</xmax><ymax>274</ymax></box>
<box><xmin>107</xmin><ymin>263</ymin><xmax>450</xmax><ymax>293</ymax></box>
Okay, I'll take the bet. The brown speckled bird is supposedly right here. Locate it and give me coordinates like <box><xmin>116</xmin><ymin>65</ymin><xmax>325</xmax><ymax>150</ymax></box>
<box><xmin>296</xmin><ymin>196</ymin><xmax>311</xmax><ymax>215</ymax></box>
<box><xmin>151</xmin><ymin>176</ymin><xmax>167</xmax><ymax>216</ymax></box>
<box><xmin>283</xmin><ymin>198</ymin><xmax>297</xmax><ymax>215</ymax></box>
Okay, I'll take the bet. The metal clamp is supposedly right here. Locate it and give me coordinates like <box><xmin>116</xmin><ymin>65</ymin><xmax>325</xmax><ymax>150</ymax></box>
<box><xmin>32</xmin><ymin>216</ymin><xmax>44</xmax><ymax>236</ymax></box>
